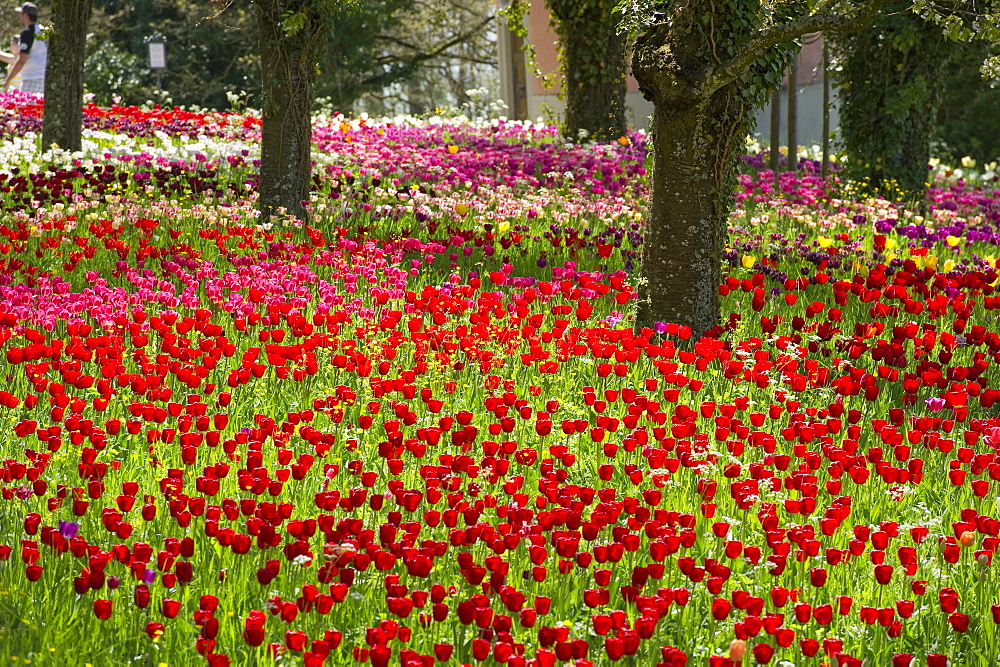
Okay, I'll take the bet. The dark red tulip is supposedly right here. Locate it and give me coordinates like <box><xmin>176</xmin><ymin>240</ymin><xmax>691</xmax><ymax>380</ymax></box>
<box><xmin>93</xmin><ymin>599</ymin><xmax>113</xmax><ymax>620</ymax></box>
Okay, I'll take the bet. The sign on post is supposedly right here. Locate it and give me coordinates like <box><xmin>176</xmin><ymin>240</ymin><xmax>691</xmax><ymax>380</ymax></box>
<box><xmin>148</xmin><ymin>41</ymin><xmax>166</xmax><ymax>70</ymax></box>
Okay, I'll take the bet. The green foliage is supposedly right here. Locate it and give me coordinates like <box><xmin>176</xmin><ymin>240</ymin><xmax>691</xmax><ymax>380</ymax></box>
<box><xmin>315</xmin><ymin>0</ymin><xmax>497</xmax><ymax>115</ymax></box>
<box><xmin>92</xmin><ymin>0</ymin><xmax>261</xmax><ymax>110</ymax></box>
<box><xmin>84</xmin><ymin>0</ymin><xmax>492</xmax><ymax>114</ymax></box>
<box><xmin>280</xmin><ymin>8</ymin><xmax>310</xmax><ymax>36</ymax></box>
<box><xmin>934</xmin><ymin>41</ymin><xmax>1000</xmax><ymax>162</ymax></box>
<box><xmin>312</xmin><ymin>0</ymin><xmax>410</xmax><ymax>110</ymax></box>
<box><xmin>83</xmin><ymin>41</ymin><xmax>149</xmax><ymax>107</ymax></box>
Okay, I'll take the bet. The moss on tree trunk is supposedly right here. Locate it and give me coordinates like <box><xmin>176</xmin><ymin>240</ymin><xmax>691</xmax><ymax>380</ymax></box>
<box><xmin>42</xmin><ymin>0</ymin><xmax>92</xmax><ymax>153</ymax></box>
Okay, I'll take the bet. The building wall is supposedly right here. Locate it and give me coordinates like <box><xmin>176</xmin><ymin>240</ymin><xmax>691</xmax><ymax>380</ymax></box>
<box><xmin>498</xmin><ymin>11</ymin><xmax>836</xmax><ymax>147</ymax></box>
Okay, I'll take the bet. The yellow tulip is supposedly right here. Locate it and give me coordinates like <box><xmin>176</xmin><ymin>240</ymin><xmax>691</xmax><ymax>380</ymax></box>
<box><xmin>447</xmin><ymin>145</ymin><xmax>459</xmax><ymax>154</ymax></box>
<box><xmin>924</xmin><ymin>255</ymin><xmax>939</xmax><ymax>270</ymax></box>
<box><xmin>817</xmin><ymin>236</ymin><xmax>833</xmax><ymax>248</ymax></box>
<box><xmin>943</xmin><ymin>259</ymin><xmax>955</xmax><ymax>272</ymax></box>
<box><xmin>884</xmin><ymin>238</ymin><xmax>897</xmax><ymax>249</ymax></box>
<box><xmin>945</xmin><ymin>235</ymin><xmax>961</xmax><ymax>247</ymax></box>
<box><xmin>455</xmin><ymin>203</ymin><xmax>469</xmax><ymax>215</ymax></box>
<box><xmin>741</xmin><ymin>255</ymin><xmax>756</xmax><ymax>269</ymax></box>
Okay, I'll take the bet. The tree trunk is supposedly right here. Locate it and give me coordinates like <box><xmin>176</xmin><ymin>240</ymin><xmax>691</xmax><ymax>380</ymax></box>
<box><xmin>628</xmin><ymin>1</ymin><xmax>888</xmax><ymax>335</ymax></box>
<box><xmin>42</xmin><ymin>0</ymin><xmax>93</xmax><ymax>152</ymax></box>
<box><xmin>548</xmin><ymin>0</ymin><xmax>627</xmax><ymax>141</ymax></box>
<box><xmin>634</xmin><ymin>90</ymin><xmax>750</xmax><ymax>336</ymax></box>
<box><xmin>256</xmin><ymin>1</ymin><xmax>324</xmax><ymax>221</ymax></box>
<box><xmin>631</xmin><ymin>18</ymin><xmax>790</xmax><ymax>336</ymax></box>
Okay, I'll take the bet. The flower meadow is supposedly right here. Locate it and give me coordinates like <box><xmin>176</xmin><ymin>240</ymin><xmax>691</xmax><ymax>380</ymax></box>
<box><xmin>2</xmin><ymin>95</ymin><xmax>1000</xmax><ymax>667</ymax></box>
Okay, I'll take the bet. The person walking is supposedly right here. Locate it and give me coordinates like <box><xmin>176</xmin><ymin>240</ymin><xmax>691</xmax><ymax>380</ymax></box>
<box><xmin>1</xmin><ymin>3</ymin><xmax>47</xmax><ymax>95</ymax></box>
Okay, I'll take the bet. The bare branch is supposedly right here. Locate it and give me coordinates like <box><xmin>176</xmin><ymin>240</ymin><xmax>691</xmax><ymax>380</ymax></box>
<box><xmin>376</xmin><ymin>15</ymin><xmax>494</xmax><ymax>62</ymax></box>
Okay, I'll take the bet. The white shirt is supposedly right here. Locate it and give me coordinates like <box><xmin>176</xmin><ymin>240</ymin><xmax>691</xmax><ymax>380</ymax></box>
<box><xmin>18</xmin><ymin>23</ymin><xmax>47</xmax><ymax>81</ymax></box>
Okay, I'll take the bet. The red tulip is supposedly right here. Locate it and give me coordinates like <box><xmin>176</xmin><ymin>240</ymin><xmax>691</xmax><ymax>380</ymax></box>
<box><xmin>604</xmin><ymin>637</ymin><xmax>624</xmax><ymax>661</ymax></box>
<box><xmin>752</xmin><ymin>643</ymin><xmax>774</xmax><ymax>663</ymax></box>
<box><xmin>286</xmin><ymin>630</ymin><xmax>307</xmax><ymax>651</ymax></box>
<box><xmin>206</xmin><ymin>654</ymin><xmax>229</xmax><ymax>667</ymax></box>
<box><xmin>93</xmin><ymin>599</ymin><xmax>113</xmax><ymax>620</ymax></box>
<box><xmin>134</xmin><ymin>584</ymin><xmax>151</xmax><ymax>608</ymax></box>
<box><xmin>939</xmin><ymin>589</ymin><xmax>959</xmax><ymax>613</ymax></box>
<box><xmin>859</xmin><ymin>606</ymin><xmax>877</xmax><ymax>624</ymax></box>
<box><xmin>775</xmin><ymin>628</ymin><xmax>794</xmax><ymax>648</ymax></box>
<box><xmin>244</xmin><ymin>626</ymin><xmax>265</xmax><ymax>647</ymax></box>
<box><xmin>949</xmin><ymin>613</ymin><xmax>969</xmax><ymax>632</ymax></box>
<box><xmin>472</xmin><ymin>638</ymin><xmax>490</xmax><ymax>661</ymax></box>
<box><xmin>162</xmin><ymin>598</ymin><xmax>181</xmax><ymax>618</ymax></box>
<box><xmin>813</xmin><ymin>604</ymin><xmax>833</xmax><ymax>625</ymax></box>
<box><xmin>176</xmin><ymin>561</ymin><xmax>193</xmax><ymax>583</ymax></box>
<box><xmin>711</xmin><ymin>598</ymin><xmax>731</xmax><ymax>620</ymax></box>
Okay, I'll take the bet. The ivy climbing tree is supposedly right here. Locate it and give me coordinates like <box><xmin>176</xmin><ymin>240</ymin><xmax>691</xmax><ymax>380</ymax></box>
<box><xmin>621</xmin><ymin>0</ymin><xmax>1000</xmax><ymax>336</ymax></box>
<box><xmin>547</xmin><ymin>0</ymin><xmax>628</xmax><ymax>140</ymax></box>
<box><xmin>831</xmin><ymin>1</ymin><xmax>957</xmax><ymax>200</ymax></box>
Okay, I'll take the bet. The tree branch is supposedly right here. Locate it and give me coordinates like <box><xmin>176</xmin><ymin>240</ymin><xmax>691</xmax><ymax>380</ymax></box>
<box><xmin>375</xmin><ymin>15</ymin><xmax>494</xmax><ymax>62</ymax></box>
<box><xmin>699</xmin><ymin>0</ymin><xmax>894</xmax><ymax>95</ymax></box>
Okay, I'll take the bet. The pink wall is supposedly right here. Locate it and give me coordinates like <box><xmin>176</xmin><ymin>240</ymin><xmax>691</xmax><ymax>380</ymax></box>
<box><xmin>526</xmin><ymin>4</ymin><xmax>641</xmax><ymax>96</ymax></box>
